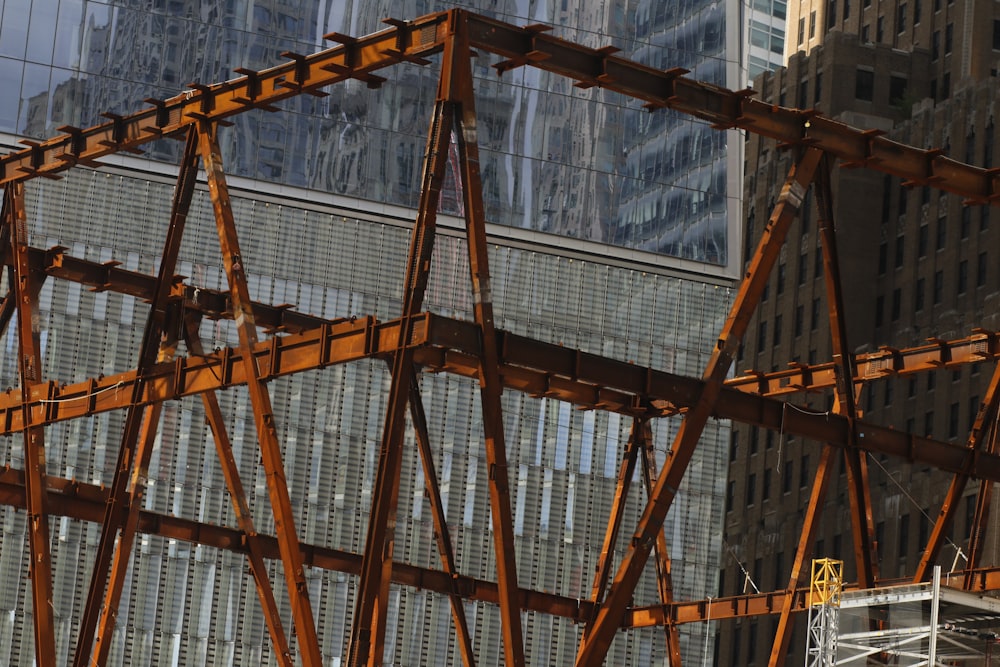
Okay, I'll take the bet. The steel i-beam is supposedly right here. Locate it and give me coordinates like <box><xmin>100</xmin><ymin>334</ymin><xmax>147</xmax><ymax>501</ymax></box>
<box><xmin>198</xmin><ymin>121</ymin><xmax>322</xmax><ymax>665</ymax></box>
<box><xmin>4</xmin><ymin>183</ymin><xmax>57</xmax><ymax>667</ymax></box>
<box><xmin>346</xmin><ymin>33</ymin><xmax>455</xmax><ymax>667</ymax></box>
<box><xmin>183</xmin><ymin>314</ymin><xmax>293</xmax><ymax>663</ymax></box>
<box><xmin>75</xmin><ymin>126</ymin><xmax>200</xmax><ymax>667</ymax></box>
<box><xmin>448</xmin><ymin>13</ymin><xmax>526</xmax><ymax>666</ymax></box>
<box><xmin>637</xmin><ymin>424</ymin><xmax>682</xmax><ymax>665</ymax></box>
<box><xmin>576</xmin><ymin>147</ymin><xmax>823</xmax><ymax>667</ymax></box>
<box><xmin>916</xmin><ymin>359</ymin><xmax>1000</xmax><ymax>583</ymax></box>
<box><xmin>406</xmin><ymin>371</ymin><xmax>477</xmax><ymax>667</ymax></box>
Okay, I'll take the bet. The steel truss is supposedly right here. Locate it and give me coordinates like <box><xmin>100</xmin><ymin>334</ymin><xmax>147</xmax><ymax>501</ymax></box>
<box><xmin>0</xmin><ymin>8</ymin><xmax>999</xmax><ymax>666</ymax></box>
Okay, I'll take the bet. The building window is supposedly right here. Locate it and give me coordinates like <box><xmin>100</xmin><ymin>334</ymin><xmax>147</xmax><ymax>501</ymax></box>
<box><xmin>795</xmin><ymin>304</ymin><xmax>804</xmax><ymax>336</ymax></box>
<box><xmin>949</xmin><ymin>402</ymin><xmax>960</xmax><ymax>438</ymax></box>
<box><xmin>915</xmin><ymin>278</ymin><xmax>925</xmax><ymax>311</ymax></box>
<box><xmin>777</xmin><ymin>262</ymin><xmax>786</xmax><ymax>294</ymax></box>
<box><xmin>815</xmin><ymin>71</ymin><xmax>823</xmax><ymax>103</ymax></box>
<box><xmin>861</xmin><ymin>24</ymin><xmax>870</xmax><ymax>41</ymax></box>
<box><xmin>889</xmin><ymin>76</ymin><xmax>907</xmax><ymax>106</ymax></box>
<box><xmin>799</xmin><ymin>80</ymin><xmax>808</xmax><ymax>108</ymax></box>
<box><xmin>844</xmin><ymin>0</ymin><xmax>851</xmax><ymax>20</ymax></box>
<box><xmin>898</xmin><ymin>181</ymin><xmax>908</xmax><ymax>215</ymax></box>
<box><xmin>894</xmin><ymin>235</ymin><xmax>905</xmax><ymax>268</ymax></box>
<box><xmin>758</xmin><ymin>321</ymin><xmax>767</xmax><ymax>352</ymax></box>
<box><xmin>773</xmin><ymin>314</ymin><xmax>783</xmax><ymax>345</ymax></box>
<box><xmin>783</xmin><ymin>461</ymin><xmax>793</xmax><ymax>493</ymax></box>
<box><xmin>809</xmin><ymin>10</ymin><xmax>817</xmax><ymax>37</ymax></box>
<box><xmin>936</xmin><ymin>215</ymin><xmax>947</xmax><ymax>250</ymax></box>
<box><xmin>958</xmin><ymin>260</ymin><xmax>968</xmax><ymax>294</ymax></box>
<box><xmin>855</xmin><ymin>68</ymin><xmax>875</xmax><ymax>101</ymax></box>
<box><xmin>914</xmin><ymin>0</ymin><xmax>921</xmax><ymax>24</ymax></box>
<box><xmin>897</xmin><ymin>3</ymin><xmax>907</xmax><ymax>32</ymax></box>
<box><xmin>827</xmin><ymin>0</ymin><xmax>837</xmax><ymax>28</ymax></box>
<box><xmin>799</xmin><ymin>252</ymin><xmax>809</xmax><ymax>284</ymax></box>
<box><xmin>876</xmin><ymin>15</ymin><xmax>884</xmax><ymax>41</ymax></box>
<box><xmin>800</xmin><ymin>454</ymin><xmax>811</xmax><ymax>488</ymax></box>
<box><xmin>934</xmin><ymin>269</ymin><xmax>944</xmax><ymax>304</ymax></box>
<box><xmin>917</xmin><ymin>226</ymin><xmax>928</xmax><ymax>257</ymax></box>
<box><xmin>925</xmin><ymin>410</ymin><xmax>935</xmax><ymax>435</ymax></box>
<box><xmin>945</xmin><ymin>23</ymin><xmax>953</xmax><ymax>53</ymax></box>
<box><xmin>978</xmin><ymin>251</ymin><xmax>988</xmax><ymax>287</ymax></box>
<box><xmin>811</xmin><ymin>297</ymin><xmax>821</xmax><ymax>329</ymax></box>
<box><xmin>899</xmin><ymin>515</ymin><xmax>909</xmax><ymax>557</ymax></box>
<box><xmin>961</xmin><ymin>207</ymin><xmax>972</xmax><ymax>238</ymax></box>
<box><xmin>994</xmin><ymin>19</ymin><xmax>1000</xmax><ymax>49</ymax></box>
<box><xmin>799</xmin><ymin>17</ymin><xmax>806</xmax><ymax>45</ymax></box>
<box><xmin>932</xmin><ymin>30</ymin><xmax>940</xmax><ymax>60</ymax></box>
<box><xmin>878</xmin><ymin>242</ymin><xmax>887</xmax><ymax>274</ymax></box>
<box><xmin>891</xmin><ymin>288</ymin><xmax>901</xmax><ymax>320</ymax></box>
<box><xmin>726</xmin><ymin>480</ymin><xmax>735</xmax><ymax>511</ymax></box>
<box><xmin>746</xmin><ymin>473</ymin><xmax>757</xmax><ymax>505</ymax></box>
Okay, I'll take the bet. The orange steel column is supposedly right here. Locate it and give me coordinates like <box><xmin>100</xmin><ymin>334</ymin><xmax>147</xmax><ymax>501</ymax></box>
<box><xmin>814</xmin><ymin>156</ymin><xmax>879</xmax><ymax>589</ymax></box>
<box><xmin>198</xmin><ymin>121</ymin><xmax>322</xmax><ymax>665</ymax></box>
<box><xmin>4</xmin><ymin>183</ymin><xmax>57</xmax><ymax>666</ymax></box>
<box><xmin>183</xmin><ymin>315</ymin><xmax>293</xmax><ymax>663</ymax></box>
<box><xmin>74</xmin><ymin>127</ymin><xmax>201</xmax><ymax>667</ymax></box>
<box><xmin>917</xmin><ymin>362</ymin><xmax>1000</xmax><ymax>583</ymax></box>
<box><xmin>585</xmin><ymin>421</ymin><xmax>643</xmax><ymax>611</ymax></box>
<box><xmin>638</xmin><ymin>426</ymin><xmax>682</xmax><ymax>665</ymax></box>
<box><xmin>406</xmin><ymin>372</ymin><xmax>477</xmax><ymax>667</ymax></box>
<box><xmin>346</xmin><ymin>33</ymin><xmax>456</xmax><ymax>667</ymax></box>
<box><xmin>767</xmin><ymin>155</ymin><xmax>872</xmax><ymax>665</ymax></box>
<box><xmin>448</xmin><ymin>13</ymin><xmax>525</xmax><ymax>666</ymax></box>
<box><xmin>576</xmin><ymin>147</ymin><xmax>823</xmax><ymax>667</ymax></box>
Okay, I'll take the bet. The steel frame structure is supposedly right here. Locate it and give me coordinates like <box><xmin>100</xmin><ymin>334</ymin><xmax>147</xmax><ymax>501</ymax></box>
<box><xmin>1</xmin><ymin>8</ymin><xmax>1000</xmax><ymax>666</ymax></box>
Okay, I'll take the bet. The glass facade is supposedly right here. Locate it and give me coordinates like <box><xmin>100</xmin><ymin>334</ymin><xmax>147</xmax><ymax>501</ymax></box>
<box><xmin>0</xmin><ymin>0</ymin><xmax>740</xmax><ymax>664</ymax></box>
<box><xmin>0</xmin><ymin>0</ymin><xmax>741</xmax><ymax>270</ymax></box>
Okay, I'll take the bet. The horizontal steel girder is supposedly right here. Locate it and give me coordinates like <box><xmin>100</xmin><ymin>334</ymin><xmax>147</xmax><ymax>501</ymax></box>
<box><xmin>0</xmin><ymin>462</ymin><xmax>996</xmax><ymax>628</ymax></box>
<box><xmin>1</xmin><ymin>11</ymin><xmax>998</xmax><ymax>206</ymax></box>
<box><xmin>15</xmin><ymin>244</ymin><xmax>1000</xmax><ymax>396</ymax></box>
<box><xmin>0</xmin><ymin>312</ymin><xmax>998</xmax><ymax>484</ymax></box>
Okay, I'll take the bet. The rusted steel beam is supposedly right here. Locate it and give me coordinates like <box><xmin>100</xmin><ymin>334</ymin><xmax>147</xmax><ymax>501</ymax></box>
<box><xmin>198</xmin><ymin>122</ymin><xmax>322</xmax><ymax>665</ymax></box>
<box><xmin>75</xmin><ymin>126</ymin><xmax>199</xmax><ymax>667</ymax></box>
<box><xmin>462</xmin><ymin>12</ymin><xmax>1000</xmax><ymax>204</ymax></box>
<box><xmin>915</xmin><ymin>361</ymin><xmax>1000</xmax><ymax>583</ymax></box>
<box><xmin>347</xmin><ymin>37</ymin><xmax>454</xmax><ymax>667</ymax></box>
<box><xmin>576</xmin><ymin>148</ymin><xmax>824</xmax><ymax>667</ymax></box>
<box><xmin>964</xmin><ymin>476</ymin><xmax>996</xmax><ymax>589</ymax></box>
<box><xmin>13</xmin><ymin>243</ymin><xmax>1000</xmax><ymax>391</ymax></box>
<box><xmin>406</xmin><ymin>371</ymin><xmax>477</xmax><ymax>667</ymax></box>
<box><xmin>815</xmin><ymin>157</ymin><xmax>879</xmax><ymax>590</ymax></box>
<box><xmin>0</xmin><ymin>13</ymin><xmax>451</xmax><ymax>184</ymax></box>
<box><xmin>585</xmin><ymin>421</ymin><xmax>643</xmax><ymax>612</ymax></box>
<box><xmin>183</xmin><ymin>315</ymin><xmax>293</xmax><ymax>663</ymax></box>
<box><xmin>448</xmin><ymin>14</ymin><xmax>524</xmax><ymax>666</ymax></box>
<box><xmin>4</xmin><ymin>183</ymin><xmax>57</xmax><ymax>666</ymax></box>
<box><xmin>638</xmin><ymin>424</ymin><xmax>682</xmax><ymax>666</ymax></box>
<box><xmin>5</xmin><ymin>10</ymin><xmax>1000</xmax><ymax>207</ymax></box>
<box><xmin>5</xmin><ymin>462</ymin><xmax>1000</xmax><ymax>629</ymax></box>
<box><xmin>1</xmin><ymin>313</ymin><xmax>1000</xmax><ymax>485</ymax></box>
<box><xmin>727</xmin><ymin>331</ymin><xmax>999</xmax><ymax>396</ymax></box>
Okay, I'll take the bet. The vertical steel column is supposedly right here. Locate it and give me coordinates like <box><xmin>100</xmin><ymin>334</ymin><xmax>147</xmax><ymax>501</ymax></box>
<box><xmin>406</xmin><ymin>372</ymin><xmax>477</xmax><ymax>667</ymax></box>
<box><xmin>576</xmin><ymin>147</ymin><xmax>823</xmax><ymax>667</ymax></box>
<box><xmin>198</xmin><ymin>121</ymin><xmax>322</xmax><ymax>665</ymax></box>
<box><xmin>74</xmin><ymin>127</ymin><xmax>201</xmax><ymax>667</ymax></box>
<box><xmin>964</xmin><ymin>477</ymin><xmax>995</xmax><ymax>589</ymax></box>
<box><xmin>637</xmin><ymin>425</ymin><xmax>682</xmax><ymax>665</ymax></box>
<box><xmin>346</xmin><ymin>36</ymin><xmax>456</xmax><ymax>667</ymax></box>
<box><xmin>768</xmin><ymin>154</ymin><xmax>877</xmax><ymax>666</ymax></box>
<box><xmin>183</xmin><ymin>315</ymin><xmax>293</xmax><ymax>664</ymax></box>
<box><xmin>915</xmin><ymin>361</ymin><xmax>1000</xmax><ymax>583</ymax></box>
<box><xmin>4</xmin><ymin>183</ymin><xmax>56</xmax><ymax>666</ymax></box>
<box><xmin>814</xmin><ymin>156</ymin><xmax>879</xmax><ymax>588</ymax></box>
<box><xmin>448</xmin><ymin>13</ymin><xmax>525</xmax><ymax>666</ymax></box>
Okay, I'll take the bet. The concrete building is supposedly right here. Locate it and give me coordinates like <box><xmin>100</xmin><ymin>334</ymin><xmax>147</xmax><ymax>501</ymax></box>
<box><xmin>722</xmin><ymin>3</ymin><xmax>1000</xmax><ymax>663</ymax></box>
<box><xmin>0</xmin><ymin>0</ymin><xmax>745</xmax><ymax>664</ymax></box>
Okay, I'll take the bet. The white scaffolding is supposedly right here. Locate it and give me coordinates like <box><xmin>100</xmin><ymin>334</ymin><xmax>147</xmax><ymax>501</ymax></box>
<box><xmin>835</xmin><ymin>566</ymin><xmax>1000</xmax><ymax>666</ymax></box>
